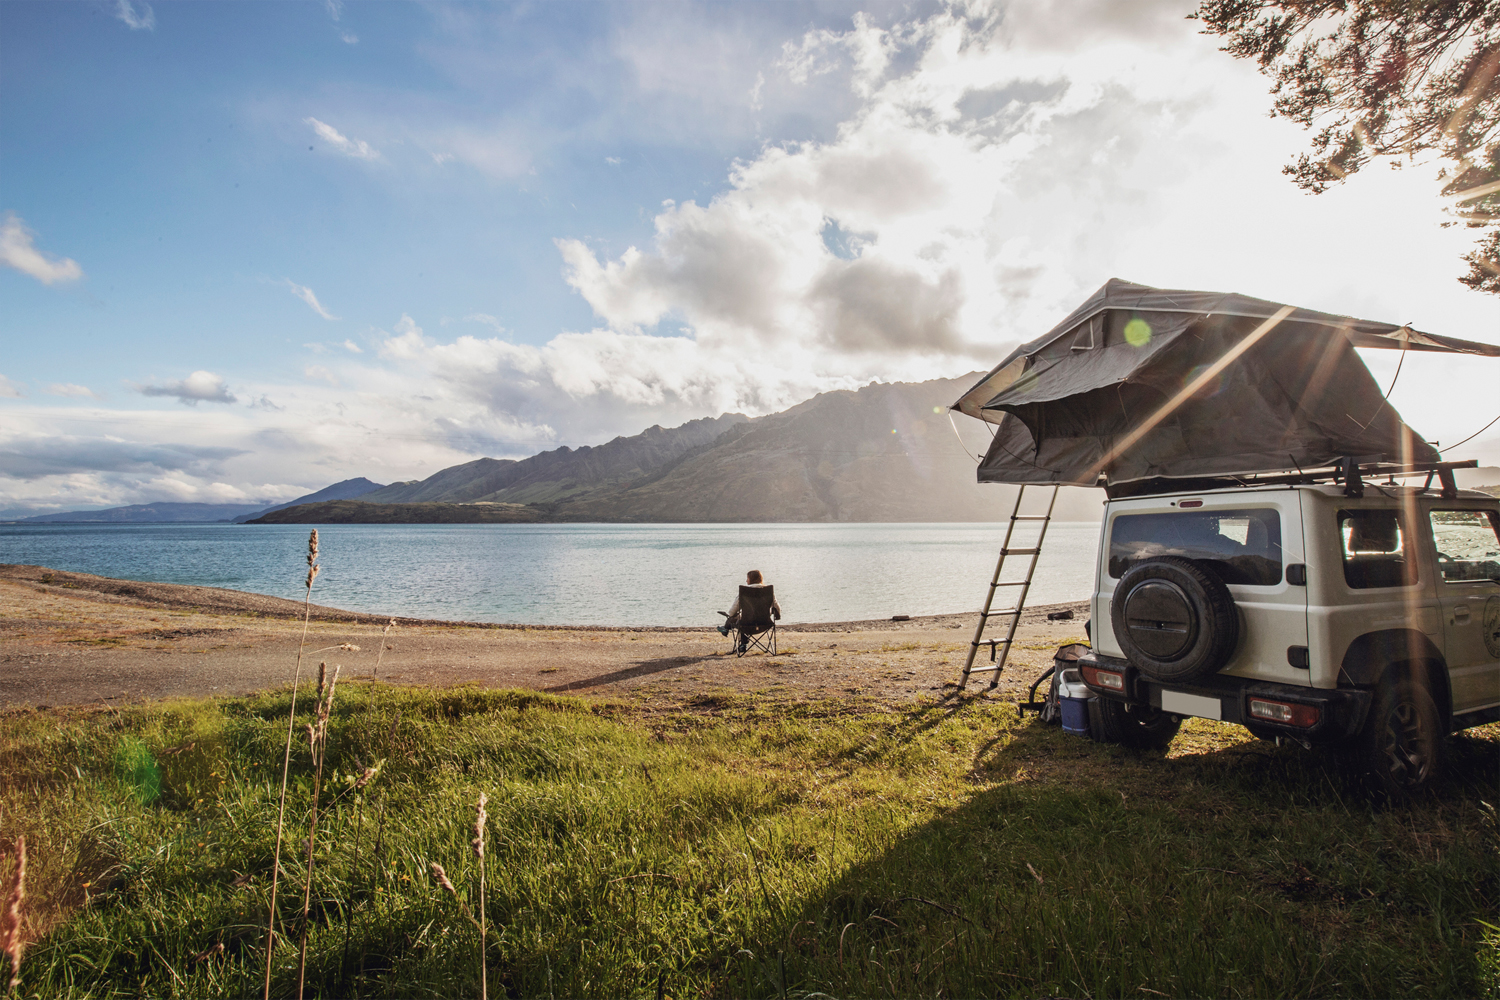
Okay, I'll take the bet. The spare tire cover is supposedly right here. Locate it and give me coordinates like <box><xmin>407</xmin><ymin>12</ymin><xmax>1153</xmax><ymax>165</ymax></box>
<box><xmin>1111</xmin><ymin>556</ymin><xmax>1239</xmax><ymax>683</ymax></box>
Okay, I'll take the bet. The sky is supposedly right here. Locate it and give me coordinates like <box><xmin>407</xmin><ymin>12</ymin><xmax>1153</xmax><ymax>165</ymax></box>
<box><xmin>3</xmin><ymin>0</ymin><xmax>1499</xmax><ymax>517</ymax></box>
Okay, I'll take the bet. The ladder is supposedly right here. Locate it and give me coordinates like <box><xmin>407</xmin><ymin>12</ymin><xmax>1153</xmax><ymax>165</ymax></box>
<box><xmin>960</xmin><ymin>484</ymin><xmax>1060</xmax><ymax>690</ymax></box>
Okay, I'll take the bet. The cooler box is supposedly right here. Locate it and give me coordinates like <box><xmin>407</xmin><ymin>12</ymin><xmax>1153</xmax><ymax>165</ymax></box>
<box><xmin>1055</xmin><ymin>665</ymin><xmax>1093</xmax><ymax>736</ymax></box>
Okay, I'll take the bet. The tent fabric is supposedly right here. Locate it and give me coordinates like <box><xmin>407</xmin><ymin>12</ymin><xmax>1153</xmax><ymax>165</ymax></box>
<box><xmin>954</xmin><ymin>279</ymin><xmax>1497</xmax><ymax>487</ymax></box>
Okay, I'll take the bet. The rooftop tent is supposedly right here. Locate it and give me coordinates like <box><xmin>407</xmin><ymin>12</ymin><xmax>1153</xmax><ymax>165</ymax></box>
<box><xmin>952</xmin><ymin>279</ymin><xmax>1500</xmax><ymax>488</ymax></box>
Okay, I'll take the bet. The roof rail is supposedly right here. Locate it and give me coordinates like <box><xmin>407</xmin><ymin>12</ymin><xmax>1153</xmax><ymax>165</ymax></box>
<box><xmin>1104</xmin><ymin>459</ymin><xmax>1479</xmax><ymax>500</ymax></box>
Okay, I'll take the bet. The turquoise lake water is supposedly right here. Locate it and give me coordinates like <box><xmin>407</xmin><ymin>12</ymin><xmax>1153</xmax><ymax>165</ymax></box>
<box><xmin>0</xmin><ymin>522</ymin><xmax>1103</xmax><ymax>627</ymax></box>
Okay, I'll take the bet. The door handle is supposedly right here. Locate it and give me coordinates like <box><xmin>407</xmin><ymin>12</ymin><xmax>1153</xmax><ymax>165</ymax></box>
<box><xmin>1454</xmin><ymin>605</ymin><xmax>1471</xmax><ymax>624</ymax></box>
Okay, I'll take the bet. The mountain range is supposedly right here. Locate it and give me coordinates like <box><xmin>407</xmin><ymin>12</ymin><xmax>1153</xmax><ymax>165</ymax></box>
<box><xmin>253</xmin><ymin>375</ymin><xmax>1107</xmax><ymax>523</ymax></box>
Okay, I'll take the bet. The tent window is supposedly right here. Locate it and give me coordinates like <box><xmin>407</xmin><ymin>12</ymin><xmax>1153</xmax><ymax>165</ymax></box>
<box><xmin>1109</xmin><ymin>507</ymin><xmax>1283</xmax><ymax>585</ymax></box>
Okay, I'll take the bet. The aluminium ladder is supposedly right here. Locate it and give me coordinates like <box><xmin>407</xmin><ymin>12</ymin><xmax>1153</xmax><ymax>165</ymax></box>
<box><xmin>959</xmin><ymin>484</ymin><xmax>1060</xmax><ymax>690</ymax></box>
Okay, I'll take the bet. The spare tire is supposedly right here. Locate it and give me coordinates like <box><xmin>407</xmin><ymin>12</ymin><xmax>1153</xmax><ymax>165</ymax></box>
<box><xmin>1110</xmin><ymin>556</ymin><xmax>1239</xmax><ymax>683</ymax></box>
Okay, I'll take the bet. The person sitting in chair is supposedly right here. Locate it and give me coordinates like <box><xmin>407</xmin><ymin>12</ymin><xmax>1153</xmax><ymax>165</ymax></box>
<box><xmin>717</xmin><ymin>569</ymin><xmax>781</xmax><ymax>652</ymax></box>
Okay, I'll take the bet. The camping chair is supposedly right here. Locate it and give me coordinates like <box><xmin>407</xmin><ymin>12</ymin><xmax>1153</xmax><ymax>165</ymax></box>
<box><xmin>725</xmin><ymin>585</ymin><xmax>778</xmax><ymax>657</ymax></box>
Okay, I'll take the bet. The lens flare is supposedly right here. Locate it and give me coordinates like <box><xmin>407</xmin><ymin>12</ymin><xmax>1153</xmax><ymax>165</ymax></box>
<box><xmin>1124</xmin><ymin>318</ymin><xmax>1152</xmax><ymax>347</ymax></box>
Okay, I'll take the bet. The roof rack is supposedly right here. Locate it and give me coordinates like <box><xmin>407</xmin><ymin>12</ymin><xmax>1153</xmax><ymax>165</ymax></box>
<box><xmin>1104</xmin><ymin>459</ymin><xmax>1480</xmax><ymax>501</ymax></box>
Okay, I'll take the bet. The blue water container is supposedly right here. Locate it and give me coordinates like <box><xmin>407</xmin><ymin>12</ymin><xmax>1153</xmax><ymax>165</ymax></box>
<box><xmin>1060</xmin><ymin>695</ymin><xmax>1091</xmax><ymax>735</ymax></box>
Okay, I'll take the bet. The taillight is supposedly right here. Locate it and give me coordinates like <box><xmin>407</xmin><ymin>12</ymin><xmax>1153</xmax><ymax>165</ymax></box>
<box><xmin>1081</xmin><ymin>665</ymin><xmax>1125</xmax><ymax>691</ymax></box>
<box><xmin>1247</xmin><ymin>698</ymin><xmax>1320</xmax><ymax>728</ymax></box>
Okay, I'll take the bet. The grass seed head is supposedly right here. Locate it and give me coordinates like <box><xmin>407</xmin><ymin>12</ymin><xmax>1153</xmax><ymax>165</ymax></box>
<box><xmin>2</xmin><ymin>835</ymin><xmax>26</xmax><ymax>993</ymax></box>
<box><xmin>430</xmin><ymin>863</ymin><xmax>457</xmax><ymax>896</ymax></box>
<box><xmin>473</xmin><ymin>793</ymin><xmax>488</xmax><ymax>859</ymax></box>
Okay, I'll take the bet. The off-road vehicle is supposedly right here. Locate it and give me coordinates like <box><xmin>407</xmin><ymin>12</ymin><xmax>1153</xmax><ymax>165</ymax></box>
<box><xmin>1076</xmin><ymin>465</ymin><xmax>1500</xmax><ymax>796</ymax></box>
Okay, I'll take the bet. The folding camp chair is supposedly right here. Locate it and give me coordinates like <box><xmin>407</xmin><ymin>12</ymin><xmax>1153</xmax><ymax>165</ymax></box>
<box><xmin>726</xmin><ymin>584</ymin><xmax>777</xmax><ymax>657</ymax></box>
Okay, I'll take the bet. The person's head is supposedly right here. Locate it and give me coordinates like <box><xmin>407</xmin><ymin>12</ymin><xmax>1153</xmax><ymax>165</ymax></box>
<box><xmin>746</xmin><ymin>569</ymin><xmax>763</xmax><ymax>585</ymax></box>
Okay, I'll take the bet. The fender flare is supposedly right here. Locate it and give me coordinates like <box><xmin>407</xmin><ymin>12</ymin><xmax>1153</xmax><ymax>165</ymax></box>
<box><xmin>1339</xmin><ymin>629</ymin><xmax>1451</xmax><ymax>725</ymax></box>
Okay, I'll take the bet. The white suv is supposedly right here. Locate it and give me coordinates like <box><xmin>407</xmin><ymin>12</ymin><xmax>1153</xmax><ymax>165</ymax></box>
<box><xmin>1077</xmin><ymin>475</ymin><xmax>1500</xmax><ymax>797</ymax></box>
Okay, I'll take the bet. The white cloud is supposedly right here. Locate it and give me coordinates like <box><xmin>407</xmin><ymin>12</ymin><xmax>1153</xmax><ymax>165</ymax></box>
<box><xmin>137</xmin><ymin>371</ymin><xmax>237</xmax><ymax>405</ymax></box>
<box><xmin>304</xmin><ymin>365</ymin><xmax>338</xmax><ymax>385</ymax></box>
<box><xmin>0</xmin><ymin>213</ymin><xmax>83</xmax><ymax>285</ymax></box>
<box><xmin>0</xmin><ymin>375</ymin><xmax>23</xmax><ymax>399</ymax></box>
<box><xmin>304</xmin><ymin>117</ymin><xmax>379</xmax><ymax>160</ymax></box>
<box><xmin>47</xmin><ymin>383</ymin><xmax>102</xmax><ymax>399</ymax></box>
<box><xmin>342</xmin><ymin>339</ymin><xmax>363</xmax><ymax>353</ymax></box>
<box><xmin>114</xmin><ymin>0</ymin><xmax>155</xmax><ymax>31</ymax></box>
<box><xmin>285</xmin><ymin>279</ymin><xmax>339</xmax><ymax>320</ymax></box>
<box><xmin>341</xmin><ymin>33</ymin><xmax>359</xmax><ymax>45</ymax></box>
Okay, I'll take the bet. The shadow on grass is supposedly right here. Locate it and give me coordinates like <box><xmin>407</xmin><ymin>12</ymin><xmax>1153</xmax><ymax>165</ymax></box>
<box><xmin>770</xmin><ymin>713</ymin><xmax>1500</xmax><ymax>999</ymax></box>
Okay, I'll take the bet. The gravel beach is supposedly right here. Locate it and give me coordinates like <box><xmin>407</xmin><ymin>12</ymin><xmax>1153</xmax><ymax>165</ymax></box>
<box><xmin>0</xmin><ymin>563</ymin><xmax>1091</xmax><ymax>710</ymax></box>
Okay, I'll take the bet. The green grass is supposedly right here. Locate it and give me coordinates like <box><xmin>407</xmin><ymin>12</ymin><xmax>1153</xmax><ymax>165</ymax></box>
<box><xmin>2</xmin><ymin>683</ymin><xmax>1498</xmax><ymax>998</ymax></box>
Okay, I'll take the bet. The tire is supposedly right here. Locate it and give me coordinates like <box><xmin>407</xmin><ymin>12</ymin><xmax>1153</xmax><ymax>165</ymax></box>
<box><xmin>1089</xmin><ymin>696</ymin><xmax>1181</xmax><ymax>749</ymax></box>
<box><xmin>1111</xmin><ymin>556</ymin><xmax>1239</xmax><ymax>683</ymax></box>
<box><xmin>1351</xmin><ymin>677</ymin><xmax>1444</xmax><ymax>799</ymax></box>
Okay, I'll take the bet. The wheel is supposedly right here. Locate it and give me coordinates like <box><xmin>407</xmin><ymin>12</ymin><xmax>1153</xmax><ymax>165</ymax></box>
<box><xmin>1089</xmin><ymin>696</ymin><xmax>1181</xmax><ymax>749</ymax></box>
<box><xmin>1351</xmin><ymin>678</ymin><xmax>1444</xmax><ymax>799</ymax></box>
<box><xmin>1111</xmin><ymin>556</ymin><xmax>1239</xmax><ymax>683</ymax></box>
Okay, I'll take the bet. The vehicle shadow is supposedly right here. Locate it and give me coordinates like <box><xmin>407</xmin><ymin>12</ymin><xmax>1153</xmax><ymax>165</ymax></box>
<box><xmin>766</xmin><ymin>710</ymin><xmax>1500</xmax><ymax>998</ymax></box>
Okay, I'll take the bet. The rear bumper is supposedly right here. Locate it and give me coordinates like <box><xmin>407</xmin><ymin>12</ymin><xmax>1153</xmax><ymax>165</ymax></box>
<box><xmin>1078</xmin><ymin>652</ymin><xmax>1372</xmax><ymax>743</ymax></box>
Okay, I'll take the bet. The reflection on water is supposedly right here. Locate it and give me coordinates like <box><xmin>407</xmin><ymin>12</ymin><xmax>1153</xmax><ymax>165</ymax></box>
<box><xmin>0</xmin><ymin>521</ymin><xmax>1102</xmax><ymax>627</ymax></box>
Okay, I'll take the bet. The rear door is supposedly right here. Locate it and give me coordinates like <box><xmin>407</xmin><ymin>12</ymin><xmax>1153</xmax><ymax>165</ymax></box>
<box><xmin>1100</xmin><ymin>489</ymin><xmax>1308</xmax><ymax>684</ymax></box>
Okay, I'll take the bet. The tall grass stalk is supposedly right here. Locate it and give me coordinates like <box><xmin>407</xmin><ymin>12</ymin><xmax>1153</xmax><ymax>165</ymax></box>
<box><xmin>473</xmin><ymin>792</ymin><xmax>488</xmax><ymax>1000</ymax></box>
<box><xmin>296</xmin><ymin>662</ymin><xmax>340</xmax><ymax>999</ymax></box>
<box><xmin>0</xmin><ymin>835</ymin><xmax>24</xmax><ymax>995</ymax></box>
<box><xmin>372</xmin><ymin>619</ymin><xmax>396</xmax><ymax>682</ymax></box>
<box><xmin>263</xmin><ymin>528</ymin><xmax>319</xmax><ymax>1000</ymax></box>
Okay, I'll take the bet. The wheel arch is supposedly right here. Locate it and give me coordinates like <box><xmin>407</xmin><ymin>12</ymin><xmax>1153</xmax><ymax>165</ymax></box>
<box><xmin>1339</xmin><ymin>628</ymin><xmax>1451</xmax><ymax>726</ymax></box>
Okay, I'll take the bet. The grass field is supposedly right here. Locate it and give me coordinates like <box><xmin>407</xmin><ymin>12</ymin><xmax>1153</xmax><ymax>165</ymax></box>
<box><xmin>2</xmin><ymin>681</ymin><xmax>1498</xmax><ymax>998</ymax></box>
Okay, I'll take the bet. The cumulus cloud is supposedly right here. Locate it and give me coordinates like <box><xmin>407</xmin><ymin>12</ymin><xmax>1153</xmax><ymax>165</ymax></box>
<box><xmin>305</xmin><ymin>117</ymin><xmax>379</xmax><ymax>160</ymax></box>
<box><xmin>552</xmin><ymin>2</ymin><xmax>1291</xmax><ymax>364</ymax></box>
<box><xmin>285</xmin><ymin>279</ymin><xmax>339</xmax><ymax>319</ymax></box>
<box><xmin>0</xmin><ymin>213</ymin><xmax>83</xmax><ymax>285</ymax></box>
<box><xmin>47</xmin><ymin>383</ymin><xmax>102</xmax><ymax>399</ymax></box>
<box><xmin>137</xmin><ymin>371</ymin><xmax>237</xmax><ymax>405</ymax></box>
<box><xmin>114</xmin><ymin>0</ymin><xmax>154</xmax><ymax>31</ymax></box>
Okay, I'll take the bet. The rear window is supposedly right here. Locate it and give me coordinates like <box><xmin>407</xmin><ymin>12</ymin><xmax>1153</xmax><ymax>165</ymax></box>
<box><xmin>1338</xmin><ymin>509</ymin><xmax>1418</xmax><ymax>589</ymax></box>
<box><xmin>1108</xmin><ymin>507</ymin><xmax>1284</xmax><ymax>585</ymax></box>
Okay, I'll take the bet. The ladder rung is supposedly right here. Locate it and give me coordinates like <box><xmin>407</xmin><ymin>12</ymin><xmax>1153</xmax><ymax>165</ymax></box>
<box><xmin>989</xmin><ymin>581</ymin><xmax>1027</xmax><ymax>588</ymax></box>
<box><xmin>980</xmin><ymin>609</ymin><xmax>1019</xmax><ymax>618</ymax></box>
<box><xmin>970</xmin><ymin>638</ymin><xmax>1013</xmax><ymax>646</ymax></box>
<box><xmin>1002</xmin><ymin>547</ymin><xmax>1039</xmax><ymax>556</ymax></box>
<box><xmin>967</xmin><ymin>664</ymin><xmax>1002</xmax><ymax>673</ymax></box>
<box><xmin>1011</xmin><ymin>515</ymin><xmax>1051</xmax><ymax>521</ymax></box>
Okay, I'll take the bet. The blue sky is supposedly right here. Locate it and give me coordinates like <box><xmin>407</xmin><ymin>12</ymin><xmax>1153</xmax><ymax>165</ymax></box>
<box><xmin>3</xmin><ymin>0</ymin><xmax>1499</xmax><ymax>515</ymax></box>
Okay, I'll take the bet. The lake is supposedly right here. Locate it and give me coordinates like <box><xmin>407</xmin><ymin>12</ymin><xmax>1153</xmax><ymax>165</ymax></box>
<box><xmin>0</xmin><ymin>522</ymin><xmax>1103</xmax><ymax>627</ymax></box>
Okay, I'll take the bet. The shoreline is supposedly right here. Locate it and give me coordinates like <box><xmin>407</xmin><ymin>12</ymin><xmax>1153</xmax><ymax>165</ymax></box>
<box><xmin>0</xmin><ymin>562</ymin><xmax>1089</xmax><ymax>633</ymax></box>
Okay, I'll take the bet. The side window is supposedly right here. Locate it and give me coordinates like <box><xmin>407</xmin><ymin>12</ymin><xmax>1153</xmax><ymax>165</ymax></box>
<box><xmin>1338</xmin><ymin>509</ymin><xmax>1417</xmax><ymax>589</ymax></box>
<box><xmin>1108</xmin><ymin>508</ymin><xmax>1283</xmax><ymax>585</ymax></box>
<box><xmin>1429</xmin><ymin>509</ymin><xmax>1500</xmax><ymax>584</ymax></box>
